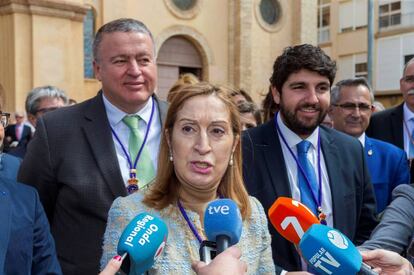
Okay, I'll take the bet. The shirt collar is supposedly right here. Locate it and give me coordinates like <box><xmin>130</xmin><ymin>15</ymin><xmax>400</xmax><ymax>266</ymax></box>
<box><xmin>102</xmin><ymin>93</ymin><xmax>154</xmax><ymax>127</ymax></box>
<box><xmin>276</xmin><ymin>112</ymin><xmax>319</xmax><ymax>150</ymax></box>
<box><xmin>403</xmin><ymin>102</ymin><xmax>414</xmax><ymax>124</ymax></box>
<box><xmin>358</xmin><ymin>132</ymin><xmax>366</xmax><ymax>147</ymax></box>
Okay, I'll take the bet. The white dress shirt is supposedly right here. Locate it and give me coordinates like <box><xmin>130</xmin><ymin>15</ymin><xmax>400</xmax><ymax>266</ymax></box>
<box><xmin>358</xmin><ymin>132</ymin><xmax>366</xmax><ymax>147</ymax></box>
<box><xmin>403</xmin><ymin>103</ymin><xmax>414</xmax><ymax>158</ymax></box>
<box><xmin>276</xmin><ymin>113</ymin><xmax>333</xmax><ymax>227</ymax></box>
<box><xmin>276</xmin><ymin>113</ymin><xmax>334</xmax><ymax>273</ymax></box>
<box><xmin>103</xmin><ymin>94</ymin><xmax>161</xmax><ymax>187</ymax></box>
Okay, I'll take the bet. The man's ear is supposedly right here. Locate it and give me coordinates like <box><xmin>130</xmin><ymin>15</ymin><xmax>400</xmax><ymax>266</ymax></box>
<box><xmin>93</xmin><ymin>60</ymin><xmax>102</xmax><ymax>81</ymax></box>
<box><xmin>271</xmin><ymin>86</ymin><xmax>280</xmax><ymax>105</ymax></box>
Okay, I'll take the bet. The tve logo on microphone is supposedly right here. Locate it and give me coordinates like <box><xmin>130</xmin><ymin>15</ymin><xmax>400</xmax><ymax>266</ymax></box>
<box><xmin>204</xmin><ymin>199</ymin><xmax>243</xmax><ymax>248</ymax></box>
<box><xmin>207</xmin><ymin>204</ymin><xmax>230</xmax><ymax>215</ymax></box>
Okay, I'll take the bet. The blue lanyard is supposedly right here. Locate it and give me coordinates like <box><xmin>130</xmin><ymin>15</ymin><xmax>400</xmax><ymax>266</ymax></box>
<box><xmin>178</xmin><ymin>200</ymin><xmax>204</xmax><ymax>244</ymax></box>
<box><xmin>110</xmin><ymin>97</ymin><xmax>155</xmax><ymax>179</ymax></box>
<box><xmin>274</xmin><ymin>112</ymin><xmax>326</xmax><ymax>224</ymax></box>
<box><xmin>177</xmin><ymin>195</ymin><xmax>224</xmax><ymax>244</ymax></box>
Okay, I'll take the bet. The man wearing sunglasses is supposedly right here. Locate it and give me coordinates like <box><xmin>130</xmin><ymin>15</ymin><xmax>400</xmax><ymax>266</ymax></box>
<box><xmin>366</xmin><ymin>58</ymin><xmax>414</xmax><ymax>181</ymax></box>
<box><xmin>329</xmin><ymin>77</ymin><xmax>410</xmax><ymax>213</ymax></box>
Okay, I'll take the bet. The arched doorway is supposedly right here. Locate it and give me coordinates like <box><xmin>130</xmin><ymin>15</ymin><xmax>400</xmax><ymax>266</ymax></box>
<box><xmin>157</xmin><ymin>36</ymin><xmax>203</xmax><ymax>100</ymax></box>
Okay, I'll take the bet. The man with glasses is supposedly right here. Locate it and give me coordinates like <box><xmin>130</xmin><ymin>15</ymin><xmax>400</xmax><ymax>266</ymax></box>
<box><xmin>329</xmin><ymin>78</ymin><xmax>409</xmax><ymax>213</ymax></box>
<box><xmin>367</xmin><ymin>58</ymin><xmax>414</xmax><ymax>180</ymax></box>
<box><xmin>5</xmin><ymin>86</ymin><xmax>69</xmax><ymax>159</ymax></box>
<box><xmin>0</xmin><ymin>111</ymin><xmax>21</xmax><ymax>179</ymax></box>
<box><xmin>25</xmin><ymin>85</ymin><xmax>68</xmax><ymax>132</ymax></box>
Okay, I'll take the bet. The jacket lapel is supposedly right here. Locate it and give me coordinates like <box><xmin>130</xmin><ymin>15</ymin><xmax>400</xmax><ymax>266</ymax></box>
<box><xmin>263</xmin><ymin>121</ymin><xmax>292</xmax><ymax>198</ymax></box>
<box><xmin>153</xmin><ymin>95</ymin><xmax>168</xmax><ymax>126</ymax></box>
<box><xmin>82</xmin><ymin>93</ymin><xmax>126</xmax><ymax>198</ymax></box>
<box><xmin>364</xmin><ymin>137</ymin><xmax>374</xmax><ymax>158</ymax></box>
<box><xmin>391</xmin><ymin>104</ymin><xmax>404</xmax><ymax>148</ymax></box>
<box><xmin>320</xmin><ymin>129</ymin><xmax>345</xmax><ymax>229</ymax></box>
<box><xmin>0</xmin><ymin>178</ymin><xmax>12</xmax><ymax>272</ymax></box>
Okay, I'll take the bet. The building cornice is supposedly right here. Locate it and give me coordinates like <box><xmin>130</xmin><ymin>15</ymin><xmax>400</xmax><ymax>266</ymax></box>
<box><xmin>0</xmin><ymin>0</ymin><xmax>89</xmax><ymax>21</ymax></box>
<box><xmin>376</xmin><ymin>26</ymin><xmax>414</xmax><ymax>39</ymax></box>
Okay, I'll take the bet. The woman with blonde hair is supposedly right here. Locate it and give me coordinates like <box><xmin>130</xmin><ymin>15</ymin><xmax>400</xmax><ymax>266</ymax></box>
<box><xmin>101</xmin><ymin>82</ymin><xmax>274</xmax><ymax>274</ymax></box>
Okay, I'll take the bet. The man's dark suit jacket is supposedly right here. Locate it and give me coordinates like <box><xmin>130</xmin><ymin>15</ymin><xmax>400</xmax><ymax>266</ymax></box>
<box><xmin>0</xmin><ymin>175</ymin><xmax>62</xmax><ymax>274</ymax></box>
<box><xmin>17</xmin><ymin>92</ymin><xmax>168</xmax><ymax>275</ymax></box>
<box><xmin>242</xmin><ymin>120</ymin><xmax>378</xmax><ymax>273</ymax></box>
<box><xmin>365</xmin><ymin>103</ymin><xmax>414</xmax><ymax>179</ymax></box>
<box><xmin>366</xmin><ymin>103</ymin><xmax>404</xmax><ymax>149</ymax></box>
<box><xmin>4</xmin><ymin>123</ymin><xmax>32</xmax><ymax>148</ymax></box>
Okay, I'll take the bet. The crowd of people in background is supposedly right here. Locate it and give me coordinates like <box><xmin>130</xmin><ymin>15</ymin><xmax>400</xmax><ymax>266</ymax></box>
<box><xmin>0</xmin><ymin>17</ymin><xmax>413</xmax><ymax>275</ymax></box>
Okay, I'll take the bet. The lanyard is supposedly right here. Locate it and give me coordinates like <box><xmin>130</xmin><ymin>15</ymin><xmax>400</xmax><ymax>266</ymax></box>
<box><xmin>178</xmin><ymin>200</ymin><xmax>204</xmax><ymax>244</ymax></box>
<box><xmin>177</xmin><ymin>195</ymin><xmax>224</xmax><ymax>244</ymax></box>
<box><xmin>110</xmin><ymin>97</ymin><xmax>155</xmax><ymax>190</ymax></box>
<box><xmin>274</xmin><ymin>112</ymin><xmax>326</xmax><ymax>224</ymax></box>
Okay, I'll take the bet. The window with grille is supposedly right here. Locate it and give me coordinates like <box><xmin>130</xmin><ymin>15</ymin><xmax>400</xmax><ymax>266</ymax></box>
<box><xmin>379</xmin><ymin>1</ymin><xmax>401</xmax><ymax>28</ymax></box>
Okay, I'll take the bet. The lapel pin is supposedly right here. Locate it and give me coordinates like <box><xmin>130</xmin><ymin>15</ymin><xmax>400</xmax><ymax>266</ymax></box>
<box><xmin>368</xmin><ymin>149</ymin><xmax>373</xmax><ymax>156</ymax></box>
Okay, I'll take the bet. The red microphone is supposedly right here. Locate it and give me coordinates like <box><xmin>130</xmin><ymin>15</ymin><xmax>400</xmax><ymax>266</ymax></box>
<box><xmin>268</xmin><ymin>197</ymin><xmax>319</xmax><ymax>244</ymax></box>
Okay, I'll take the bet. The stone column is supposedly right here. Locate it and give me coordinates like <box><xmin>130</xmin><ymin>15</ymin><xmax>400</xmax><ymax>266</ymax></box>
<box><xmin>0</xmin><ymin>0</ymin><xmax>88</xmax><ymax>112</ymax></box>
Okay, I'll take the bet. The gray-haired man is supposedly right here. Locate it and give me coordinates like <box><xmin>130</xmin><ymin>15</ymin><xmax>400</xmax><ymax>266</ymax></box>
<box><xmin>18</xmin><ymin>18</ymin><xmax>168</xmax><ymax>274</ymax></box>
<box><xmin>25</xmin><ymin>85</ymin><xmax>68</xmax><ymax>132</ymax></box>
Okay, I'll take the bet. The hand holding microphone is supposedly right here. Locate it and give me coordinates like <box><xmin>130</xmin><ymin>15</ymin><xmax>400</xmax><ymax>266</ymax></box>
<box><xmin>192</xmin><ymin>246</ymin><xmax>248</xmax><ymax>275</ymax></box>
<box><xmin>99</xmin><ymin>255</ymin><xmax>124</xmax><ymax>275</ymax></box>
<box><xmin>116</xmin><ymin>212</ymin><xmax>168</xmax><ymax>274</ymax></box>
<box><xmin>360</xmin><ymin>249</ymin><xmax>414</xmax><ymax>275</ymax></box>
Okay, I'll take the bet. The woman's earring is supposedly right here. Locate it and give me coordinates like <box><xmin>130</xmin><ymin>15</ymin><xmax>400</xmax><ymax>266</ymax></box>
<box><xmin>169</xmin><ymin>151</ymin><xmax>173</xmax><ymax>162</ymax></box>
<box><xmin>229</xmin><ymin>154</ymin><xmax>234</xmax><ymax>166</ymax></box>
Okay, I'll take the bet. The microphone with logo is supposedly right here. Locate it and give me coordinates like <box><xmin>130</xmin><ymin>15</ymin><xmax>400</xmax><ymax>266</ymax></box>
<box><xmin>117</xmin><ymin>212</ymin><xmax>168</xmax><ymax>275</ymax></box>
<box><xmin>268</xmin><ymin>197</ymin><xmax>320</xmax><ymax>245</ymax></box>
<box><xmin>299</xmin><ymin>224</ymin><xmax>377</xmax><ymax>275</ymax></box>
<box><xmin>201</xmin><ymin>198</ymin><xmax>242</xmax><ymax>263</ymax></box>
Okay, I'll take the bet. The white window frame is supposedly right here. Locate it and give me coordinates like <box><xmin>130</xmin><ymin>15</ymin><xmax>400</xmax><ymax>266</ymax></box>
<box><xmin>318</xmin><ymin>0</ymin><xmax>331</xmax><ymax>43</ymax></box>
<box><xmin>339</xmin><ymin>0</ymin><xmax>368</xmax><ymax>33</ymax></box>
<box><xmin>378</xmin><ymin>1</ymin><xmax>402</xmax><ymax>29</ymax></box>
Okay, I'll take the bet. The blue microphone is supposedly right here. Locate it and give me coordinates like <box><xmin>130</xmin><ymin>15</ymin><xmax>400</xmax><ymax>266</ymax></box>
<box><xmin>204</xmin><ymin>199</ymin><xmax>243</xmax><ymax>254</ymax></box>
<box><xmin>117</xmin><ymin>212</ymin><xmax>168</xmax><ymax>275</ymax></box>
<box><xmin>299</xmin><ymin>224</ymin><xmax>377</xmax><ymax>275</ymax></box>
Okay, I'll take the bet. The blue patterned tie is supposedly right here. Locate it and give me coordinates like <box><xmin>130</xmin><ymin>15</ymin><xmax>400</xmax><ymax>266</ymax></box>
<box><xmin>297</xmin><ymin>140</ymin><xmax>319</xmax><ymax>215</ymax></box>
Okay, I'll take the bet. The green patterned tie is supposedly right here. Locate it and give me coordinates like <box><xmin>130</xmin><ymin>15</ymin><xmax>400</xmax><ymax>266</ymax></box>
<box><xmin>122</xmin><ymin>115</ymin><xmax>155</xmax><ymax>189</ymax></box>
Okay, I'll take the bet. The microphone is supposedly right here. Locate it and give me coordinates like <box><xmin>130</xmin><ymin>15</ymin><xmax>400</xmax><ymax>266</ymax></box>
<box><xmin>268</xmin><ymin>197</ymin><xmax>320</xmax><ymax>244</ymax></box>
<box><xmin>299</xmin><ymin>224</ymin><xmax>377</xmax><ymax>275</ymax></box>
<box><xmin>204</xmin><ymin>199</ymin><xmax>243</xmax><ymax>254</ymax></box>
<box><xmin>117</xmin><ymin>212</ymin><xmax>168</xmax><ymax>275</ymax></box>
